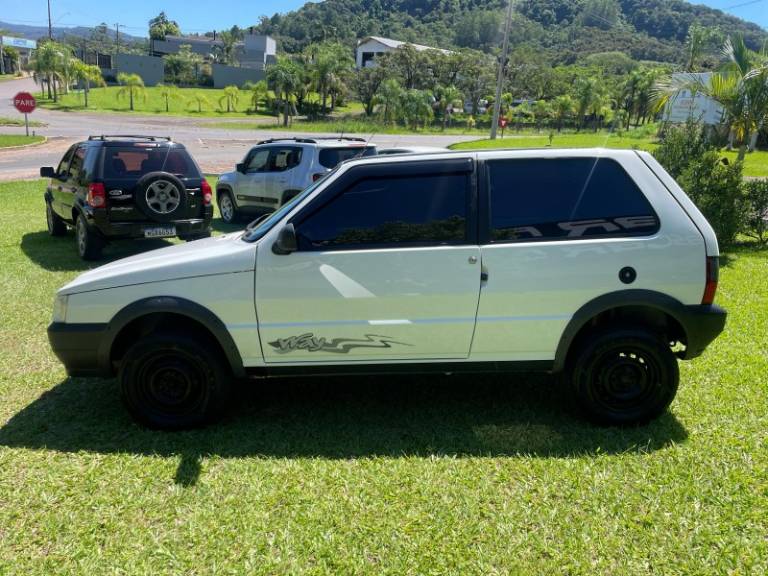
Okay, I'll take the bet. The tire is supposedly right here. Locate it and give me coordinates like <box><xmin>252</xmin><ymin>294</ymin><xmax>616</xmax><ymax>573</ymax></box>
<box><xmin>119</xmin><ymin>331</ymin><xmax>232</xmax><ymax>430</ymax></box>
<box><xmin>134</xmin><ymin>172</ymin><xmax>188</xmax><ymax>223</ymax></box>
<box><xmin>75</xmin><ymin>213</ymin><xmax>104</xmax><ymax>260</ymax></box>
<box><xmin>568</xmin><ymin>327</ymin><xmax>679</xmax><ymax>426</ymax></box>
<box><xmin>217</xmin><ymin>190</ymin><xmax>238</xmax><ymax>224</ymax></box>
<box><xmin>46</xmin><ymin>200</ymin><xmax>67</xmax><ymax>236</ymax></box>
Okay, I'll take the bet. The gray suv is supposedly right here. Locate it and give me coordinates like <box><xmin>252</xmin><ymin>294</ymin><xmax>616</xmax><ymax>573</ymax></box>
<box><xmin>215</xmin><ymin>137</ymin><xmax>376</xmax><ymax>223</ymax></box>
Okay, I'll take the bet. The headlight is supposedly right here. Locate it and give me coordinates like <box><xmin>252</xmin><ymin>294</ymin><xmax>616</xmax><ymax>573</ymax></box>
<box><xmin>52</xmin><ymin>294</ymin><xmax>68</xmax><ymax>323</ymax></box>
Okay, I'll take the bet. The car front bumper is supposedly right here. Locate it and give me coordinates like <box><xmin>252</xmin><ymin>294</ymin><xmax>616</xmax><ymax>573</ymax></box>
<box><xmin>48</xmin><ymin>322</ymin><xmax>110</xmax><ymax>377</ymax></box>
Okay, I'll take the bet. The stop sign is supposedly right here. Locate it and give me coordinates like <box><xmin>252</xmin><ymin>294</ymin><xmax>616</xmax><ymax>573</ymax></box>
<box><xmin>13</xmin><ymin>92</ymin><xmax>36</xmax><ymax>114</ymax></box>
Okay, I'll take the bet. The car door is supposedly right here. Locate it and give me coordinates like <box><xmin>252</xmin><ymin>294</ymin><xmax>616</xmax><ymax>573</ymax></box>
<box><xmin>50</xmin><ymin>145</ymin><xmax>76</xmax><ymax>219</ymax></box>
<box><xmin>265</xmin><ymin>146</ymin><xmax>304</xmax><ymax>203</ymax></box>
<box><xmin>240</xmin><ymin>148</ymin><xmax>271</xmax><ymax>200</ymax></box>
<box><xmin>255</xmin><ymin>158</ymin><xmax>482</xmax><ymax>363</ymax></box>
<box><xmin>59</xmin><ymin>145</ymin><xmax>87</xmax><ymax>217</ymax></box>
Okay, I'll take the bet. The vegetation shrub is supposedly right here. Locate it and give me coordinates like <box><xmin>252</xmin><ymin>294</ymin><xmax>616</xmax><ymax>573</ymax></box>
<box><xmin>743</xmin><ymin>179</ymin><xmax>768</xmax><ymax>245</ymax></box>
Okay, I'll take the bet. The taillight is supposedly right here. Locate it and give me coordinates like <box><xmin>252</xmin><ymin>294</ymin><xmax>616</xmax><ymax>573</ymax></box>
<box><xmin>201</xmin><ymin>180</ymin><xmax>212</xmax><ymax>206</ymax></box>
<box><xmin>87</xmin><ymin>183</ymin><xmax>106</xmax><ymax>208</ymax></box>
<box><xmin>312</xmin><ymin>173</ymin><xmax>325</xmax><ymax>182</ymax></box>
<box><xmin>702</xmin><ymin>256</ymin><xmax>719</xmax><ymax>305</ymax></box>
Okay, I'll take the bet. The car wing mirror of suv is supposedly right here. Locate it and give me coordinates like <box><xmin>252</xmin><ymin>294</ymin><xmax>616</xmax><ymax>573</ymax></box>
<box><xmin>40</xmin><ymin>166</ymin><xmax>56</xmax><ymax>178</ymax></box>
<box><xmin>236</xmin><ymin>162</ymin><xmax>247</xmax><ymax>174</ymax></box>
<box><xmin>272</xmin><ymin>223</ymin><xmax>297</xmax><ymax>255</ymax></box>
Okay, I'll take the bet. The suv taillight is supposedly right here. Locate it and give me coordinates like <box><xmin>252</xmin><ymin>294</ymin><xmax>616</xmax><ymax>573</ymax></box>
<box><xmin>201</xmin><ymin>180</ymin><xmax>212</xmax><ymax>206</ymax></box>
<box><xmin>87</xmin><ymin>183</ymin><xmax>106</xmax><ymax>208</ymax></box>
<box><xmin>702</xmin><ymin>256</ymin><xmax>719</xmax><ymax>305</ymax></box>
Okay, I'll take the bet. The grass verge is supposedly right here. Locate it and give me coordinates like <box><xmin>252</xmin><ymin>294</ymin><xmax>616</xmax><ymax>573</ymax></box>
<box><xmin>0</xmin><ymin>115</ymin><xmax>47</xmax><ymax>127</ymax></box>
<box><xmin>0</xmin><ymin>180</ymin><xmax>766</xmax><ymax>573</ymax></box>
<box><xmin>0</xmin><ymin>134</ymin><xmax>45</xmax><ymax>148</ymax></box>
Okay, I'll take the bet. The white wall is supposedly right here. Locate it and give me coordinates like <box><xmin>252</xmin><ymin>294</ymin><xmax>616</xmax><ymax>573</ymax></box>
<box><xmin>355</xmin><ymin>39</ymin><xmax>391</xmax><ymax>69</ymax></box>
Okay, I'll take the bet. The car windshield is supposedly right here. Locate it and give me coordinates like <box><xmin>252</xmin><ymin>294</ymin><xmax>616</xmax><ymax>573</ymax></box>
<box><xmin>242</xmin><ymin>171</ymin><xmax>336</xmax><ymax>243</ymax></box>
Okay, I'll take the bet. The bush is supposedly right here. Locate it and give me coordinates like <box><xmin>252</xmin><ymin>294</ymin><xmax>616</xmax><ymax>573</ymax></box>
<box><xmin>654</xmin><ymin>121</ymin><xmax>746</xmax><ymax>244</ymax></box>
<box><xmin>743</xmin><ymin>179</ymin><xmax>768</xmax><ymax>245</ymax></box>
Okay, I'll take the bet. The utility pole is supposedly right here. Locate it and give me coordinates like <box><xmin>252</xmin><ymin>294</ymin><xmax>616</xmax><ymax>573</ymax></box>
<box><xmin>0</xmin><ymin>35</ymin><xmax>5</xmax><ymax>76</ymax></box>
<box><xmin>47</xmin><ymin>0</ymin><xmax>53</xmax><ymax>39</ymax></box>
<box><xmin>490</xmin><ymin>0</ymin><xmax>514</xmax><ymax>140</ymax></box>
<box><xmin>114</xmin><ymin>23</ymin><xmax>122</xmax><ymax>76</ymax></box>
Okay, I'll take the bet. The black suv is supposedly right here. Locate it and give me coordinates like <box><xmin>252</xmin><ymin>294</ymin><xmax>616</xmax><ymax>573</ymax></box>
<box><xmin>41</xmin><ymin>135</ymin><xmax>213</xmax><ymax>260</ymax></box>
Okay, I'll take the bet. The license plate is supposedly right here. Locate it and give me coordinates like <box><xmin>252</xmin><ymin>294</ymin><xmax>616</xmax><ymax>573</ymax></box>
<box><xmin>144</xmin><ymin>226</ymin><xmax>176</xmax><ymax>238</ymax></box>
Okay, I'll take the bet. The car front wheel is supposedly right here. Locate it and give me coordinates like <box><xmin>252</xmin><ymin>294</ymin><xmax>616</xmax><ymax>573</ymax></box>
<box><xmin>119</xmin><ymin>331</ymin><xmax>232</xmax><ymax>430</ymax></box>
<box><xmin>569</xmin><ymin>327</ymin><xmax>679</xmax><ymax>426</ymax></box>
<box><xmin>217</xmin><ymin>190</ymin><xmax>238</xmax><ymax>224</ymax></box>
<box><xmin>75</xmin><ymin>213</ymin><xmax>104</xmax><ymax>260</ymax></box>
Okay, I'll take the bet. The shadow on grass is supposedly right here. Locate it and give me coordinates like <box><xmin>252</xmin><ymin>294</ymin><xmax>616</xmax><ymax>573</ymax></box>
<box><xmin>0</xmin><ymin>373</ymin><xmax>688</xmax><ymax>486</ymax></box>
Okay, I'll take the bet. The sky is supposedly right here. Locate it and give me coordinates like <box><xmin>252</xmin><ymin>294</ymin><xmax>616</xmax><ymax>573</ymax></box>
<box><xmin>2</xmin><ymin>0</ymin><xmax>767</xmax><ymax>37</ymax></box>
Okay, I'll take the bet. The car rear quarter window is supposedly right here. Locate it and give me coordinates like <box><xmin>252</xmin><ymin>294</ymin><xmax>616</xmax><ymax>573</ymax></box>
<box><xmin>487</xmin><ymin>157</ymin><xmax>659</xmax><ymax>242</ymax></box>
<box><xmin>101</xmin><ymin>146</ymin><xmax>200</xmax><ymax>179</ymax></box>
<box><xmin>318</xmin><ymin>146</ymin><xmax>376</xmax><ymax>169</ymax></box>
<box><xmin>296</xmin><ymin>173</ymin><xmax>468</xmax><ymax>249</ymax></box>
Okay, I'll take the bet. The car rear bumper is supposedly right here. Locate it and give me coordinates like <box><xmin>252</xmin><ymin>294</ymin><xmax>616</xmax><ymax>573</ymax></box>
<box><xmin>89</xmin><ymin>206</ymin><xmax>213</xmax><ymax>239</ymax></box>
<box><xmin>48</xmin><ymin>322</ymin><xmax>110</xmax><ymax>377</ymax></box>
<box><xmin>680</xmin><ymin>304</ymin><xmax>727</xmax><ymax>359</ymax></box>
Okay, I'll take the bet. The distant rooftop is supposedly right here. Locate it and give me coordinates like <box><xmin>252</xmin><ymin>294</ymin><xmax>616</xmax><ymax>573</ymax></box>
<box><xmin>358</xmin><ymin>36</ymin><xmax>452</xmax><ymax>55</ymax></box>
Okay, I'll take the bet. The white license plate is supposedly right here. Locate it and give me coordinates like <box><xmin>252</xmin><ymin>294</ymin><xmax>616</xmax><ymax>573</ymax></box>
<box><xmin>144</xmin><ymin>226</ymin><xmax>176</xmax><ymax>238</ymax></box>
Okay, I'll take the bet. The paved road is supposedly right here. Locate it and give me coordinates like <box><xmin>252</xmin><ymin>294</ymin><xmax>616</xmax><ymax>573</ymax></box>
<box><xmin>0</xmin><ymin>77</ymin><xmax>479</xmax><ymax>180</ymax></box>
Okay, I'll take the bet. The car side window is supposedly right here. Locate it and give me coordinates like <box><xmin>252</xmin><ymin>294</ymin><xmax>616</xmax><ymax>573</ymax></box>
<box><xmin>487</xmin><ymin>157</ymin><xmax>659</xmax><ymax>242</ymax></box>
<box><xmin>67</xmin><ymin>146</ymin><xmax>88</xmax><ymax>183</ymax></box>
<box><xmin>246</xmin><ymin>149</ymin><xmax>271</xmax><ymax>173</ymax></box>
<box><xmin>56</xmin><ymin>146</ymin><xmax>76</xmax><ymax>179</ymax></box>
<box><xmin>269</xmin><ymin>147</ymin><xmax>302</xmax><ymax>172</ymax></box>
<box><xmin>295</xmin><ymin>173</ymin><xmax>469</xmax><ymax>250</ymax></box>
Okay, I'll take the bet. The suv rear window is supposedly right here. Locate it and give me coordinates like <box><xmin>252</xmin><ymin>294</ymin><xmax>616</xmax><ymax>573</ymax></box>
<box><xmin>102</xmin><ymin>146</ymin><xmax>200</xmax><ymax>179</ymax></box>
<box><xmin>487</xmin><ymin>157</ymin><xmax>659</xmax><ymax>242</ymax></box>
<box><xmin>318</xmin><ymin>146</ymin><xmax>376</xmax><ymax>169</ymax></box>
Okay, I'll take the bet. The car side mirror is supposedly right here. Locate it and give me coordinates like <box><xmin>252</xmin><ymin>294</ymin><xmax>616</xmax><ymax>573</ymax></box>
<box><xmin>272</xmin><ymin>223</ymin><xmax>297</xmax><ymax>255</ymax></box>
<box><xmin>236</xmin><ymin>162</ymin><xmax>246</xmax><ymax>174</ymax></box>
<box><xmin>40</xmin><ymin>166</ymin><xmax>56</xmax><ymax>178</ymax></box>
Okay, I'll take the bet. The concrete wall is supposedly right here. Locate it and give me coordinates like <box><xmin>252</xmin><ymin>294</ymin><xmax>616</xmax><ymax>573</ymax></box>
<box><xmin>104</xmin><ymin>54</ymin><xmax>164</xmax><ymax>86</ymax></box>
<box><xmin>212</xmin><ymin>63</ymin><xmax>265</xmax><ymax>88</ymax></box>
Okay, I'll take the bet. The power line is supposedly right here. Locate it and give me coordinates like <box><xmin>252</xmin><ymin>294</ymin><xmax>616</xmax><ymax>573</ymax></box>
<box><xmin>724</xmin><ymin>0</ymin><xmax>765</xmax><ymax>10</ymax></box>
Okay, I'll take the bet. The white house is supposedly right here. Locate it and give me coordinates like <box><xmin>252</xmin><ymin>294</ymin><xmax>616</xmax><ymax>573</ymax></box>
<box><xmin>665</xmin><ymin>72</ymin><xmax>725</xmax><ymax>126</ymax></box>
<box><xmin>355</xmin><ymin>36</ymin><xmax>452</xmax><ymax>68</ymax></box>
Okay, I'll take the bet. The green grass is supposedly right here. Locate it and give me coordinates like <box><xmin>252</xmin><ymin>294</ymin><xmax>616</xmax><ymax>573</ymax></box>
<box><xmin>0</xmin><ymin>115</ymin><xmax>47</xmax><ymax>127</ymax></box>
<box><xmin>0</xmin><ymin>134</ymin><xmax>45</xmax><ymax>148</ymax></box>
<box><xmin>1</xmin><ymin>179</ymin><xmax>767</xmax><ymax>573</ymax></box>
<box><xmin>451</xmin><ymin>128</ymin><xmax>768</xmax><ymax>178</ymax></box>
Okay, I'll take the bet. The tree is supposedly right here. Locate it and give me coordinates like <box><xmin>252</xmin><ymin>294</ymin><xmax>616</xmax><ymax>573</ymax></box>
<box><xmin>401</xmin><ymin>89</ymin><xmax>434</xmax><ymax>129</ymax></box>
<box><xmin>375</xmin><ymin>79</ymin><xmax>404</xmax><ymax>124</ymax></box>
<box><xmin>243</xmin><ymin>80</ymin><xmax>269</xmax><ymax>113</ymax></box>
<box><xmin>573</xmin><ymin>76</ymin><xmax>603</xmax><ymax>131</ymax></box>
<box><xmin>218</xmin><ymin>85</ymin><xmax>240</xmax><ymax>113</ymax></box>
<box><xmin>188</xmin><ymin>93</ymin><xmax>210</xmax><ymax>113</ymax></box>
<box><xmin>164</xmin><ymin>44</ymin><xmax>202</xmax><ymax>86</ymax></box>
<box><xmin>353</xmin><ymin>66</ymin><xmax>386</xmax><ymax>116</ymax></box>
<box><xmin>579</xmin><ymin>0</ymin><xmax>622</xmax><ymax>30</ymax></box>
<box><xmin>435</xmin><ymin>85</ymin><xmax>463</xmax><ymax>129</ymax></box>
<box><xmin>157</xmin><ymin>83</ymin><xmax>181</xmax><ymax>112</ymax></box>
<box><xmin>213</xmin><ymin>30</ymin><xmax>239</xmax><ymax>65</ymax></box>
<box><xmin>553</xmin><ymin>94</ymin><xmax>575</xmax><ymax>131</ymax></box>
<box><xmin>31</xmin><ymin>41</ymin><xmax>70</xmax><ymax>101</ymax></box>
<box><xmin>73</xmin><ymin>61</ymin><xmax>105</xmax><ymax>107</ymax></box>
<box><xmin>149</xmin><ymin>12</ymin><xmax>181</xmax><ymax>41</ymax></box>
<box><xmin>267</xmin><ymin>57</ymin><xmax>302</xmax><ymax>126</ymax></box>
<box><xmin>306</xmin><ymin>42</ymin><xmax>353</xmax><ymax>112</ymax></box>
<box><xmin>116</xmin><ymin>72</ymin><xmax>146</xmax><ymax>111</ymax></box>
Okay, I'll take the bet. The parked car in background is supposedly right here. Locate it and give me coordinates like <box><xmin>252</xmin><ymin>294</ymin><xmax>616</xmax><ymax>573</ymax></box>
<box><xmin>215</xmin><ymin>137</ymin><xmax>376</xmax><ymax>223</ymax></box>
<box><xmin>376</xmin><ymin>146</ymin><xmax>447</xmax><ymax>155</ymax></box>
<box><xmin>48</xmin><ymin>148</ymin><xmax>726</xmax><ymax>430</ymax></box>
<box><xmin>41</xmin><ymin>135</ymin><xmax>213</xmax><ymax>260</ymax></box>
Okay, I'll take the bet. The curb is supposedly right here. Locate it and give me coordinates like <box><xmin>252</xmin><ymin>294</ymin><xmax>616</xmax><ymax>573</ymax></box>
<box><xmin>0</xmin><ymin>136</ymin><xmax>49</xmax><ymax>151</ymax></box>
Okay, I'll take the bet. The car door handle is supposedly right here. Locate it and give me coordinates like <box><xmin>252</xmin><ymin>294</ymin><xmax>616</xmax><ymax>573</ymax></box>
<box><xmin>69</xmin><ymin>187</ymin><xmax>77</xmax><ymax>193</ymax></box>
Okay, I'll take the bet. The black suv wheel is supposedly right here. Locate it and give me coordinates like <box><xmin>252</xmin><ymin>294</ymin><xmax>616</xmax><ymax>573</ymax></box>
<box><xmin>569</xmin><ymin>327</ymin><xmax>679</xmax><ymax>425</ymax></box>
<box><xmin>46</xmin><ymin>200</ymin><xmax>67</xmax><ymax>236</ymax></box>
<box><xmin>119</xmin><ymin>331</ymin><xmax>232</xmax><ymax>430</ymax></box>
<box><xmin>76</xmin><ymin>213</ymin><xmax>104</xmax><ymax>260</ymax></box>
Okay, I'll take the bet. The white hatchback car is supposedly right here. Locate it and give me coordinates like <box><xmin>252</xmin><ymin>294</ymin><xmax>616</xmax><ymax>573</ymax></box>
<box><xmin>49</xmin><ymin>148</ymin><xmax>726</xmax><ymax>429</ymax></box>
<box><xmin>216</xmin><ymin>137</ymin><xmax>376</xmax><ymax>223</ymax></box>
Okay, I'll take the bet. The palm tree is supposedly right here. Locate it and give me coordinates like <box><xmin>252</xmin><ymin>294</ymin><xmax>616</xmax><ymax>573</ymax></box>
<box><xmin>375</xmin><ymin>79</ymin><xmax>404</xmax><ymax>124</ymax></box>
<box><xmin>188</xmin><ymin>93</ymin><xmax>210</xmax><ymax>113</ymax></box>
<box><xmin>243</xmin><ymin>80</ymin><xmax>268</xmax><ymax>113</ymax></box>
<box><xmin>31</xmin><ymin>41</ymin><xmax>66</xmax><ymax>101</ymax></box>
<box><xmin>267</xmin><ymin>57</ymin><xmax>301</xmax><ymax>126</ymax></box>
<box><xmin>655</xmin><ymin>35</ymin><xmax>768</xmax><ymax>160</ymax></box>
<box><xmin>157</xmin><ymin>83</ymin><xmax>181</xmax><ymax>112</ymax></box>
<box><xmin>436</xmin><ymin>85</ymin><xmax>463</xmax><ymax>129</ymax></box>
<box><xmin>401</xmin><ymin>89</ymin><xmax>434</xmax><ymax>129</ymax></box>
<box><xmin>306</xmin><ymin>42</ymin><xmax>353</xmax><ymax>113</ymax></box>
<box><xmin>218</xmin><ymin>85</ymin><xmax>240</xmax><ymax>113</ymax></box>
<box><xmin>116</xmin><ymin>72</ymin><xmax>146</xmax><ymax>111</ymax></box>
<box><xmin>553</xmin><ymin>95</ymin><xmax>574</xmax><ymax>132</ymax></box>
<box><xmin>73</xmin><ymin>61</ymin><xmax>105</xmax><ymax>107</ymax></box>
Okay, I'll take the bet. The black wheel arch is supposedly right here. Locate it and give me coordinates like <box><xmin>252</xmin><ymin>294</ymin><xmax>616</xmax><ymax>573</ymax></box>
<box><xmin>554</xmin><ymin>290</ymin><xmax>693</xmax><ymax>373</ymax></box>
<box><xmin>99</xmin><ymin>296</ymin><xmax>246</xmax><ymax>378</ymax></box>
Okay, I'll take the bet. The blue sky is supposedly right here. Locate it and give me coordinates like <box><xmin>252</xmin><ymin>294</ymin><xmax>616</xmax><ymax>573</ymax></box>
<box><xmin>4</xmin><ymin>0</ymin><xmax>767</xmax><ymax>36</ymax></box>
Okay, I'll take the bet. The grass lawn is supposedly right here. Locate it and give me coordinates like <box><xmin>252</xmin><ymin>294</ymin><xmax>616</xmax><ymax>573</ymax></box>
<box><xmin>0</xmin><ymin>115</ymin><xmax>47</xmax><ymax>128</ymax></box>
<box><xmin>451</xmin><ymin>128</ymin><xmax>768</xmax><ymax>178</ymax></box>
<box><xmin>0</xmin><ymin>134</ymin><xmax>45</xmax><ymax>148</ymax></box>
<box><xmin>1</xmin><ymin>180</ymin><xmax>767</xmax><ymax>573</ymax></box>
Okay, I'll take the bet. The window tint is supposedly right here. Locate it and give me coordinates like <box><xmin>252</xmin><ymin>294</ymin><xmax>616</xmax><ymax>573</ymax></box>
<box><xmin>56</xmin><ymin>146</ymin><xmax>76</xmax><ymax>177</ymax></box>
<box><xmin>296</xmin><ymin>173</ymin><xmax>468</xmax><ymax>249</ymax></box>
<box><xmin>488</xmin><ymin>158</ymin><xmax>658</xmax><ymax>242</ymax></box>
<box><xmin>269</xmin><ymin>147</ymin><xmax>302</xmax><ymax>172</ymax></box>
<box><xmin>67</xmin><ymin>146</ymin><xmax>87</xmax><ymax>181</ymax></box>
<box><xmin>318</xmin><ymin>146</ymin><xmax>376</xmax><ymax>169</ymax></box>
<box><xmin>102</xmin><ymin>147</ymin><xmax>199</xmax><ymax>179</ymax></box>
<box><xmin>246</xmin><ymin>149</ymin><xmax>270</xmax><ymax>172</ymax></box>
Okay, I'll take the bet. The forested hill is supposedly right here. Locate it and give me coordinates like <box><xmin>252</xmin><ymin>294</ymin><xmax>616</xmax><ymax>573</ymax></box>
<box><xmin>252</xmin><ymin>0</ymin><xmax>767</xmax><ymax>63</ymax></box>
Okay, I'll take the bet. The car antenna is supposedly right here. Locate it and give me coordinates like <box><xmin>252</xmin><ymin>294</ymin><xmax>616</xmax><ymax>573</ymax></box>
<box><xmin>355</xmin><ymin>132</ymin><xmax>376</xmax><ymax>158</ymax></box>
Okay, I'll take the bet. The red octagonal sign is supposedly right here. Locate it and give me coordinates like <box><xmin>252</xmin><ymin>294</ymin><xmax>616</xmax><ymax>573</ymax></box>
<box><xmin>13</xmin><ymin>92</ymin><xmax>36</xmax><ymax>114</ymax></box>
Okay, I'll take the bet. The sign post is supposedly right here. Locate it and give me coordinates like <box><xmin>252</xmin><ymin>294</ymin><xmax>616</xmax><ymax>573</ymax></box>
<box><xmin>13</xmin><ymin>92</ymin><xmax>36</xmax><ymax>136</ymax></box>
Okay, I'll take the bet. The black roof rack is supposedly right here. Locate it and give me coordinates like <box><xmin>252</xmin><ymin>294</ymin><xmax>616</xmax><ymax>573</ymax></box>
<box><xmin>256</xmin><ymin>136</ymin><xmax>367</xmax><ymax>145</ymax></box>
<box><xmin>88</xmin><ymin>135</ymin><xmax>173</xmax><ymax>142</ymax></box>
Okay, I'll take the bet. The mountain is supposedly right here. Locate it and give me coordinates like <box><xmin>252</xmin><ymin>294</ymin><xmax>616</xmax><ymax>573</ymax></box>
<box><xmin>0</xmin><ymin>21</ymin><xmax>145</xmax><ymax>44</ymax></box>
<box><xmin>250</xmin><ymin>0</ymin><xmax>767</xmax><ymax>63</ymax></box>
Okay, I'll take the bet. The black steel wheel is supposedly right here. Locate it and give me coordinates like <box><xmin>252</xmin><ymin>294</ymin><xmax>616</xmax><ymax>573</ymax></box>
<box><xmin>569</xmin><ymin>328</ymin><xmax>679</xmax><ymax>425</ymax></box>
<box><xmin>119</xmin><ymin>331</ymin><xmax>232</xmax><ymax>430</ymax></box>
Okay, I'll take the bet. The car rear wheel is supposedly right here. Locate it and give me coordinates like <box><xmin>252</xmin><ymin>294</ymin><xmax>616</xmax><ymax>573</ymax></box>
<box><xmin>46</xmin><ymin>201</ymin><xmax>67</xmax><ymax>236</ymax></box>
<box><xmin>75</xmin><ymin>214</ymin><xmax>104</xmax><ymax>260</ymax></box>
<box><xmin>569</xmin><ymin>327</ymin><xmax>679</xmax><ymax>426</ymax></box>
<box><xmin>134</xmin><ymin>172</ymin><xmax>188</xmax><ymax>223</ymax></box>
<box><xmin>217</xmin><ymin>190</ymin><xmax>238</xmax><ymax>224</ymax></box>
<box><xmin>119</xmin><ymin>331</ymin><xmax>232</xmax><ymax>430</ymax></box>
